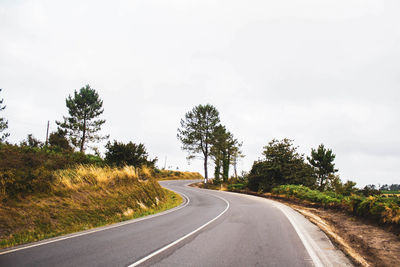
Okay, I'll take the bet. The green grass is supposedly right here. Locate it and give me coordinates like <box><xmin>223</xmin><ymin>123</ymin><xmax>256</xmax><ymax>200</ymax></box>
<box><xmin>272</xmin><ymin>184</ymin><xmax>400</xmax><ymax>225</ymax></box>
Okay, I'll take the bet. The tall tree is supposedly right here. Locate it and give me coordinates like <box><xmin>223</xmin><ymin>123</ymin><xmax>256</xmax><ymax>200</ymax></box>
<box><xmin>231</xmin><ymin>141</ymin><xmax>244</xmax><ymax>179</ymax></box>
<box><xmin>210</xmin><ymin>125</ymin><xmax>229</xmax><ymax>183</ymax></box>
<box><xmin>0</xmin><ymin>89</ymin><xmax>9</xmax><ymax>142</ymax></box>
<box><xmin>307</xmin><ymin>144</ymin><xmax>338</xmax><ymax>191</ymax></box>
<box><xmin>177</xmin><ymin>104</ymin><xmax>220</xmax><ymax>183</ymax></box>
<box><xmin>210</xmin><ymin>125</ymin><xmax>242</xmax><ymax>183</ymax></box>
<box><xmin>56</xmin><ymin>85</ymin><xmax>108</xmax><ymax>152</ymax></box>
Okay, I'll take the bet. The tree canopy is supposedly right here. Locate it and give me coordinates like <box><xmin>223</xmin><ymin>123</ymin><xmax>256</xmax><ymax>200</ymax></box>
<box><xmin>177</xmin><ymin>104</ymin><xmax>220</xmax><ymax>182</ymax></box>
<box><xmin>248</xmin><ymin>138</ymin><xmax>315</xmax><ymax>192</ymax></box>
<box><xmin>210</xmin><ymin>125</ymin><xmax>242</xmax><ymax>183</ymax></box>
<box><xmin>105</xmin><ymin>140</ymin><xmax>157</xmax><ymax>168</ymax></box>
<box><xmin>307</xmin><ymin>144</ymin><xmax>338</xmax><ymax>191</ymax></box>
<box><xmin>0</xmin><ymin>89</ymin><xmax>9</xmax><ymax>142</ymax></box>
<box><xmin>56</xmin><ymin>85</ymin><xmax>108</xmax><ymax>152</ymax></box>
<box><xmin>48</xmin><ymin>129</ymin><xmax>73</xmax><ymax>152</ymax></box>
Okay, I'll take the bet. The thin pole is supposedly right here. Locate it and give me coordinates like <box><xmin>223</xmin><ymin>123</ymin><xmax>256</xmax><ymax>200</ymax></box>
<box><xmin>45</xmin><ymin>120</ymin><xmax>50</xmax><ymax>146</ymax></box>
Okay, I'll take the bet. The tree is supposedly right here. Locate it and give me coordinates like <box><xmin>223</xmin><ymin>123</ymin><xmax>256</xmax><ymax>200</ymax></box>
<box><xmin>0</xmin><ymin>89</ymin><xmax>9</xmax><ymax>142</ymax></box>
<box><xmin>20</xmin><ymin>134</ymin><xmax>43</xmax><ymax>148</ymax></box>
<box><xmin>231</xmin><ymin>142</ymin><xmax>244</xmax><ymax>180</ymax></box>
<box><xmin>48</xmin><ymin>129</ymin><xmax>72</xmax><ymax>152</ymax></box>
<box><xmin>56</xmin><ymin>85</ymin><xmax>108</xmax><ymax>152</ymax></box>
<box><xmin>210</xmin><ymin>125</ymin><xmax>242</xmax><ymax>183</ymax></box>
<box><xmin>248</xmin><ymin>138</ymin><xmax>315</xmax><ymax>192</ymax></box>
<box><xmin>210</xmin><ymin>125</ymin><xmax>229</xmax><ymax>183</ymax></box>
<box><xmin>105</xmin><ymin>140</ymin><xmax>157</xmax><ymax>168</ymax></box>
<box><xmin>307</xmin><ymin>144</ymin><xmax>338</xmax><ymax>191</ymax></box>
<box><xmin>177</xmin><ymin>104</ymin><xmax>220</xmax><ymax>183</ymax></box>
<box><xmin>330</xmin><ymin>175</ymin><xmax>357</xmax><ymax>196</ymax></box>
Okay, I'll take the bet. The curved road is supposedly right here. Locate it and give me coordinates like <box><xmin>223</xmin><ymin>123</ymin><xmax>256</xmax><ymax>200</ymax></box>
<box><xmin>0</xmin><ymin>180</ymin><xmax>352</xmax><ymax>267</ymax></box>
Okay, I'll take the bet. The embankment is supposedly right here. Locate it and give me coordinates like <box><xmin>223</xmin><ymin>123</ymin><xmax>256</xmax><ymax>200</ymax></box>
<box><xmin>0</xmin><ymin>165</ymin><xmax>182</xmax><ymax>248</ymax></box>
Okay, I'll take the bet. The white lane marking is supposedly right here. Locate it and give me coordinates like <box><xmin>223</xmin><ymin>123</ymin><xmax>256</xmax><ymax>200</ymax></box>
<box><xmin>0</xmin><ymin>190</ymin><xmax>190</xmax><ymax>256</ymax></box>
<box><xmin>276</xmin><ymin>205</ymin><xmax>325</xmax><ymax>267</ymax></box>
<box><xmin>203</xmin><ymin>190</ymin><xmax>327</xmax><ymax>267</ymax></box>
<box><xmin>128</xmin><ymin>193</ymin><xmax>230</xmax><ymax>267</ymax></box>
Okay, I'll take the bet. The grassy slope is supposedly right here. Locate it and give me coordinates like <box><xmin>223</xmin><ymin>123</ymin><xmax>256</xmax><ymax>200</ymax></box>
<box><xmin>0</xmin><ymin>166</ymin><xmax>182</xmax><ymax>248</ymax></box>
<box><xmin>154</xmin><ymin>169</ymin><xmax>203</xmax><ymax>180</ymax></box>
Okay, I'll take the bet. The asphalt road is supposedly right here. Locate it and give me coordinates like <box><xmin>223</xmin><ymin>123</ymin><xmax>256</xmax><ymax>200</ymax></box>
<box><xmin>0</xmin><ymin>180</ymin><xmax>352</xmax><ymax>267</ymax></box>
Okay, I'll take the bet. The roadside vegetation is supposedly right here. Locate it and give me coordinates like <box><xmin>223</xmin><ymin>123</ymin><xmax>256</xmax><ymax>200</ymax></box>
<box><xmin>272</xmin><ymin>185</ymin><xmax>400</xmax><ymax>225</ymax></box>
<box><xmin>201</xmin><ymin>138</ymin><xmax>400</xmax><ymax>228</ymax></box>
<box><xmin>153</xmin><ymin>169</ymin><xmax>203</xmax><ymax>180</ymax></box>
<box><xmin>0</xmin><ymin>86</ymin><xmax>189</xmax><ymax>249</ymax></box>
<box><xmin>0</xmin><ymin>165</ymin><xmax>181</xmax><ymax>248</ymax></box>
<box><xmin>177</xmin><ymin>104</ymin><xmax>243</xmax><ymax>183</ymax></box>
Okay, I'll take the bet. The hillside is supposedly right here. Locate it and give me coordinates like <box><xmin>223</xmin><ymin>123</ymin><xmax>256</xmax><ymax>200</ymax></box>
<box><xmin>0</xmin><ymin>165</ymin><xmax>182</xmax><ymax>248</ymax></box>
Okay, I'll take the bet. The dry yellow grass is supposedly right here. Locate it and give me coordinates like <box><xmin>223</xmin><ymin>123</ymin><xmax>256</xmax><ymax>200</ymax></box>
<box><xmin>154</xmin><ymin>169</ymin><xmax>203</xmax><ymax>180</ymax></box>
<box><xmin>54</xmin><ymin>165</ymin><xmax>139</xmax><ymax>189</ymax></box>
<box><xmin>0</xmin><ymin>165</ymin><xmax>182</xmax><ymax>249</ymax></box>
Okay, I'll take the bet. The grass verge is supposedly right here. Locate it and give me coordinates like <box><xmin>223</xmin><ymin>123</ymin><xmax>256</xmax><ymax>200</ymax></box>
<box><xmin>153</xmin><ymin>169</ymin><xmax>203</xmax><ymax>180</ymax></box>
<box><xmin>0</xmin><ymin>166</ymin><xmax>182</xmax><ymax>249</ymax></box>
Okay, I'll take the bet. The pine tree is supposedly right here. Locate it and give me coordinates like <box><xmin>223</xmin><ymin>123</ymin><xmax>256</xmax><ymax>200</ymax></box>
<box><xmin>177</xmin><ymin>104</ymin><xmax>220</xmax><ymax>183</ymax></box>
<box><xmin>210</xmin><ymin>125</ymin><xmax>242</xmax><ymax>183</ymax></box>
<box><xmin>56</xmin><ymin>85</ymin><xmax>108</xmax><ymax>152</ymax></box>
<box><xmin>307</xmin><ymin>144</ymin><xmax>338</xmax><ymax>191</ymax></box>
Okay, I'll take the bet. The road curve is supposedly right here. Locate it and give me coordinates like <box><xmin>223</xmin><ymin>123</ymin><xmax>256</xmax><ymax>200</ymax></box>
<box><xmin>0</xmin><ymin>180</ymin><xmax>352</xmax><ymax>267</ymax></box>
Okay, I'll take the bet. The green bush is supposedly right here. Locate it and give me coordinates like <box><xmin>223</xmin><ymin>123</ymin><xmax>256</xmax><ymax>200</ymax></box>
<box><xmin>273</xmin><ymin>184</ymin><xmax>342</xmax><ymax>206</ymax></box>
<box><xmin>272</xmin><ymin>184</ymin><xmax>400</xmax><ymax>225</ymax></box>
<box><xmin>247</xmin><ymin>139</ymin><xmax>316</xmax><ymax>192</ymax></box>
<box><xmin>105</xmin><ymin>140</ymin><xmax>156</xmax><ymax>168</ymax></box>
<box><xmin>227</xmin><ymin>183</ymin><xmax>246</xmax><ymax>190</ymax></box>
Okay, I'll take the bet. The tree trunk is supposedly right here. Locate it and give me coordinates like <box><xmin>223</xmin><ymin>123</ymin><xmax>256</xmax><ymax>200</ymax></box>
<box><xmin>233</xmin><ymin>158</ymin><xmax>238</xmax><ymax>179</ymax></box>
<box><xmin>204</xmin><ymin>154</ymin><xmax>208</xmax><ymax>183</ymax></box>
<box><xmin>80</xmin><ymin>117</ymin><xmax>86</xmax><ymax>153</ymax></box>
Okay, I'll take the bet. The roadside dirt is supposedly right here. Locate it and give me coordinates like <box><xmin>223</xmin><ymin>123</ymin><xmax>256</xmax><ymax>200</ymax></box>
<box><xmin>287</xmin><ymin>203</ymin><xmax>400</xmax><ymax>267</ymax></box>
<box><xmin>248</xmin><ymin>193</ymin><xmax>400</xmax><ymax>267</ymax></box>
<box><xmin>190</xmin><ymin>184</ymin><xmax>400</xmax><ymax>267</ymax></box>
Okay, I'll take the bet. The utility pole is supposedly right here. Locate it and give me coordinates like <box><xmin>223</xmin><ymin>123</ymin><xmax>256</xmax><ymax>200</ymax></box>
<box><xmin>45</xmin><ymin>120</ymin><xmax>50</xmax><ymax>146</ymax></box>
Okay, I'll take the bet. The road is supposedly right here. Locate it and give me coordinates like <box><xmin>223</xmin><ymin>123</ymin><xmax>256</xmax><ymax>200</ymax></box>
<box><xmin>0</xmin><ymin>180</ymin><xmax>352</xmax><ymax>267</ymax></box>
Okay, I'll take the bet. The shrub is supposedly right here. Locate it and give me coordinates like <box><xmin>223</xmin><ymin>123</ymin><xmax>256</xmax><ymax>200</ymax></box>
<box><xmin>105</xmin><ymin>140</ymin><xmax>157</xmax><ymax>168</ymax></box>
<box><xmin>247</xmin><ymin>139</ymin><xmax>316</xmax><ymax>192</ymax></box>
<box><xmin>0</xmin><ymin>143</ymin><xmax>104</xmax><ymax>199</ymax></box>
<box><xmin>227</xmin><ymin>183</ymin><xmax>246</xmax><ymax>190</ymax></box>
<box><xmin>272</xmin><ymin>184</ymin><xmax>400</xmax><ymax>225</ymax></box>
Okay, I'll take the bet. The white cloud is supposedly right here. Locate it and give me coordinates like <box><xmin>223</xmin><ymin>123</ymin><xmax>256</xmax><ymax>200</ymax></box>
<box><xmin>1</xmin><ymin>0</ymin><xmax>399</xmax><ymax>186</ymax></box>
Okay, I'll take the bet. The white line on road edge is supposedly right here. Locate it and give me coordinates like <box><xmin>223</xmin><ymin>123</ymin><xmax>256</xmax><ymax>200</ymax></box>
<box><xmin>274</xmin><ymin>204</ymin><xmax>325</xmax><ymax>267</ymax></box>
<box><xmin>128</xmin><ymin>193</ymin><xmax>230</xmax><ymax>267</ymax></box>
<box><xmin>0</xmin><ymin>190</ymin><xmax>190</xmax><ymax>256</ymax></box>
<box><xmin>215</xmin><ymin>190</ymin><xmax>330</xmax><ymax>267</ymax></box>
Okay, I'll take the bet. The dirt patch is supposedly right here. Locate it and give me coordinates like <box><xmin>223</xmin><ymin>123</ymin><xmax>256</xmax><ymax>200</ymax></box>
<box><xmin>294</xmin><ymin>205</ymin><xmax>400</xmax><ymax>267</ymax></box>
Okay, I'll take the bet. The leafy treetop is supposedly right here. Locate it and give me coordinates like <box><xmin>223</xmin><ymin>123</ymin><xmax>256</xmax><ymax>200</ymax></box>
<box><xmin>56</xmin><ymin>85</ymin><xmax>108</xmax><ymax>152</ymax></box>
<box><xmin>177</xmin><ymin>104</ymin><xmax>220</xmax><ymax>181</ymax></box>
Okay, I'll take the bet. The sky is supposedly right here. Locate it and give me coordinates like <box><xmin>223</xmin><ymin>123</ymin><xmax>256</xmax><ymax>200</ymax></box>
<box><xmin>1</xmin><ymin>0</ymin><xmax>399</xmax><ymax>187</ymax></box>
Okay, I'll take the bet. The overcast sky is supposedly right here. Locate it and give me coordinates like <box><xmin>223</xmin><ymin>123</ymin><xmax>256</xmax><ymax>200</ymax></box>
<box><xmin>1</xmin><ymin>0</ymin><xmax>399</xmax><ymax>187</ymax></box>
